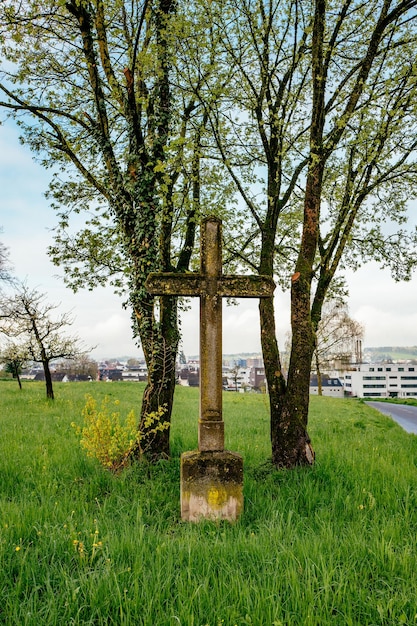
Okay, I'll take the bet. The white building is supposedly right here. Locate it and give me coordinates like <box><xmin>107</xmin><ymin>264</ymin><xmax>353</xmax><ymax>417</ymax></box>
<box><xmin>310</xmin><ymin>374</ymin><xmax>345</xmax><ymax>397</ymax></box>
<box><xmin>344</xmin><ymin>363</ymin><xmax>417</xmax><ymax>399</ymax></box>
<box><xmin>224</xmin><ymin>367</ymin><xmax>252</xmax><ymax>392</ymax></box>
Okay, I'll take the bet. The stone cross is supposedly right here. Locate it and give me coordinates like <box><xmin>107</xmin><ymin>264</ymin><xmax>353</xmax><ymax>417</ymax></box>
<box><xmin>146</xmin><ymin>216</ymin><xmax>275</xmax><ymax>451</ymax></box>
<box><xmin>145</xmin><ymin>216</ymin><xmax>275</xmax><ymax>520</ymax></box>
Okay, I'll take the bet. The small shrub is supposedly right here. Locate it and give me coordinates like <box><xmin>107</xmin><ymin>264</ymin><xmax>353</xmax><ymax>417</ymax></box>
<box><xmin>72</xmin><ymin>394</ymin><xmax>170</xmax><ymax>471</ymax></box>
<box><xmin>72</xmin><ymin>395</ymin><xmax>137</xmax><ymax>471</ymax></box>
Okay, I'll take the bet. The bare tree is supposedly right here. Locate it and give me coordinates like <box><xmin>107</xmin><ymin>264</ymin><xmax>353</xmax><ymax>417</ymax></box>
<box><xmin>314</xmin><ymin>302</ymin><xmax>364</xmax><ymax>395</ymax></box>
<box><xmin>55</xmin><ymin>355</ymin><xmax>98</xmax><ymax>381</ymax></box>
<box><xmin>0</xmin><ymin>284</ymin><xmax>89</xmax><ymax>399</ymax></box>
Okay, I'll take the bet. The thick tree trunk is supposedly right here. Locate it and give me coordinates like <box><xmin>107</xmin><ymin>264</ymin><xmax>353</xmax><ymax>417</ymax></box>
<box><xmin>132</xmin><ymin>293</ymin><xmax>179</xmax><ymax>461</ymax></box>
<box><xmin>259</xmin><ymin>297</ymin><xmax>285</xmax><ymax>437</ymax></box>
<box><xmin>260</xmin><ymin>294</ymin><xmax>314</xmax><ymax>468</ymax></box>
<box><xmin>138</xmin><ymin>341</ymin><xmax>177</xmax><ymax>460</ymax></box>
<box><xmin>273</xmin><ymin>271</ymin><xmax>315</xmax><ymax>467</ymax></box>
<box><xmin>258</xmin><ymin>203</ymin><xmax>314</xmax><ymax>467</ymax></box>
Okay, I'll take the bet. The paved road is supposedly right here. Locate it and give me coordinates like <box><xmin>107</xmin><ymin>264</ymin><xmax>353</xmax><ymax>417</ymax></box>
<box><xmin>367</xmin><ymin>401</ymin><xmax>417</xmax><ymax>434</ymax></box>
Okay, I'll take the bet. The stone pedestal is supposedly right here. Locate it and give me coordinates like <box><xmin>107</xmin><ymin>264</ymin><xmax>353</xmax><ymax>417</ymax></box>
<box><xmin>180</xmin><ymin>450</ymin><xmax>243</xmax><ymax>522</ymax></box>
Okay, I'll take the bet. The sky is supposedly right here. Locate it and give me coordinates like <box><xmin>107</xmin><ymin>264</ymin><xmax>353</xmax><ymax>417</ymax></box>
<box><xmin>1</xmin><ymin>121</ymin><xmax>417</xmax><ymax>360</ymax></box>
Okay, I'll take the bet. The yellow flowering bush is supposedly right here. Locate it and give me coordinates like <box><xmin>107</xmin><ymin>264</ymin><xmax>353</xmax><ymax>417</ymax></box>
<box><xmin>71</xmin><ymin>394</ymin><xmax>137</xmax><ymax>471</ymax></box>
<box><xmin>72</xmin><ymin>394</ymin><xmax>169</xmax><ymax>471</ymax></box>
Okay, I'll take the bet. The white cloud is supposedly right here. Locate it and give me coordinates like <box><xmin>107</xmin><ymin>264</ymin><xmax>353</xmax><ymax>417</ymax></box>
<box><xmin>78</xmin><ymin>311</ymin><xmax>137</xmax><ymax>359</ymax></box>
<box><xmin>353</xmin><ymin>304</ymin><xmax>417</xmax><ymax>346</ymax></box>
<box><xmin>179</xmin><ymin>291</ymin><xmax>292</xmax><ymax>358</ymax></box>
<box><xmin>223</xmin><ymin>303</ymin><xmax>262</xmax><ymax>353</ymax></box>
<box><xmin>347</xmin><ymin>263</ymin><xmax>417</xmax><ymax>346</ymax></box>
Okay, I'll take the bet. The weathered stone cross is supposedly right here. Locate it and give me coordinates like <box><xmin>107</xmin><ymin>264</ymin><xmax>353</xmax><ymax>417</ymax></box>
<box><xmin>146</xmin><ymin>216</ymin><xmax>275</xmax><ymax>521</ymax></box>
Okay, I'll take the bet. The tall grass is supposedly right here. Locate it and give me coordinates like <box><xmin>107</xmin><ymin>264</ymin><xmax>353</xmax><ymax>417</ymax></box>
<box><xmin>1</xmin><ymin>381</ymin><xmax>417</xmax><ymax>625</ymax></box>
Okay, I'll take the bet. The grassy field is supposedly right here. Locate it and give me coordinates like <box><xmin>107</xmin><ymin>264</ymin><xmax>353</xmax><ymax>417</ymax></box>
<box><xmin>365</xmin><ymin>397</ymin><xmax>417</xmax><ymax>408</ymax></box>
<box><xmin>1</xmin><ymin>381</ymin><xmax>417</xmax><ymax>625</ymax></box>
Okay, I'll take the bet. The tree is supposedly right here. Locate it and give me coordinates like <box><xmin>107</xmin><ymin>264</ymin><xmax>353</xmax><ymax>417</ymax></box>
<box><xmin>229</xmin><ymin>365</ymin><xmax>241</xmax><ymax>392</ymax></box>
<box><xmin>0</xmin><ymin>340</ymin><xmax>27</xmax><ymax>389</ymax></box>
<box><xmin>127</xmin><ymin>358</ymin><xmax>141</xmax><ymax>368</ymax></box>
<box><xmin>0</xmin><ymin>0</ymin><xmax>226</xmax><ymax>457</ymax></box>
<box><xmin>55</xmin><ymin>355</ymin><xmax>98</xmax><ymax>380</ymax></box>
<box><xmin>188</xmin><ymin>0</ymin><xmax>417</xmax><ymax>466</ymax></box>
<box><xmin>313</xmin><ymin>302</ymin><xmax>364</xmax><ymax>395</ymax></box>
<box><xmin>0</xmin><ymin>285</ymin><xmax>88</xmax><ymax>399</ymax></box>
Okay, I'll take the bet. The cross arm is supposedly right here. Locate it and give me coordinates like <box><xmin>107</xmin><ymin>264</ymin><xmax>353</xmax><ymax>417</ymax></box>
<box><xmin>218</xmin><ymin>275</ymin><xmax>275</xmax><ymax>298</ymax></box>
<box><xmin>145</xmin><ymin>272</ymin><xmax>203</xmax><ymax>297</ymax></box>
<box><xmin>145</xmin><ymin>272</ymin><xmax>275</xmax><ymax>298</ymax></box>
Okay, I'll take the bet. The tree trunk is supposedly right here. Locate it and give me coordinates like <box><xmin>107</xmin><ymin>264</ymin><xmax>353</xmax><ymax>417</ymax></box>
<box><xmin>132</xmin><ymin>292</ymin><xmax>179</xmax><ymax>461</ymax></box>
<box><xmin>43</xmin><ymin>359</ymin><xmax>54</xmax><ymax>400</ymax></box>
<box><xmin>272</xmin><ymin>271</ymin><xmax>315</xmax><ymax>467</ymax></box>
<box><xmin>315</xmin><ymin>350</ymin><xmax>323</xmax><ymax>396</ymax></box>
<box><xmin>260</xmin><ymin>291</ymin><xmax>315</xmax><ymax>468</ymax></box>
<box><xmin>13</xmin><ymin>363</ymin><xmax>22</xmax><ymax>390</ymax></box>
<box><xmin>138</xmin><ymin>340</ymin><xmax>177</xmax><ymax>460</ymax></box>
<box><xmin>259</xmin><ymin>297</ymin><xmax>285</xmax><ymax>437</ymax></box>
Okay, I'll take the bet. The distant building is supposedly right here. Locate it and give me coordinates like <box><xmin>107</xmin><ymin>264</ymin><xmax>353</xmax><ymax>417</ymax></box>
<box><xmin>177</xmin><ymin>360</ymin><xmax>267</xmax><ymax>392</ymax></box>
<box><xmin>227</xmin><ymin>358</ymin><xmax>247</xmax><ymax>368</ymax></box>
<box><xmin>178</xmin><ymin>361</ymin><xmax>199</xmax><ymax>386</ymax></box>
<box><xmin>249</xmin><ymin>366</ymin><xmax>267</xmax><ymax>391</ymax></box>
<box><xmin>122</xmin><ymin>365</ymin><xmax>148</xmax><ymax>382</ymax></box>
<box><xmin>224</xmin><ymin>367</ymin><xmax>251</xmax><ymax>392</ymax></box>
<box><xmin>310</xmin><ymin>374</ymin><xmax>344</xmax><ymax>397</ymax></box>
<box><xmin>344</xmin><ymin>363</ymin><xmax>417</xmax><ymax>398</ymax></box>
<box><xmin>98</xmin><ymin>368</ymin><xmax>123</xmax><ymax>381</ymax></box>
<box><xmin>246</xmin><ymin>356</ymin><xmax>264</xmax><ymax>368</ymax></box>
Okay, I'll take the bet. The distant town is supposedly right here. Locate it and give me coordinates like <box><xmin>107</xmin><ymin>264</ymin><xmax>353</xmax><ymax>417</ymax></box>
<box><xmin>8</xmin><ymin>345</ymin><xmax>417</xmax><ymax>400</ymax></box>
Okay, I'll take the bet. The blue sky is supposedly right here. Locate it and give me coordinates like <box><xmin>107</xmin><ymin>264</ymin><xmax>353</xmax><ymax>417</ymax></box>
<box><xmin>1</xmin><ymin>121</ymin><xmax>417</xmax><ymax>359</ymax></box>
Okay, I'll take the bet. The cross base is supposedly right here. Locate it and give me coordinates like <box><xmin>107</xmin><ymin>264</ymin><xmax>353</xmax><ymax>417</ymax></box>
<box><xmin>180</xmin><ymin>450</ymin><xmax>243</xmax><ymax>522</ymax></box>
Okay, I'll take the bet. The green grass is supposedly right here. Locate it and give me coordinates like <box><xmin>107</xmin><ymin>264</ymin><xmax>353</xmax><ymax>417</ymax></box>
<box><xmin>363</xmin><ymin>397</ymin><xmax>417</xmax><ymax>407</ymax></box>
<box><xmin>1</xmin><ymin>381</ymin><xmax>417</xmax><ymax>625</ymax></box>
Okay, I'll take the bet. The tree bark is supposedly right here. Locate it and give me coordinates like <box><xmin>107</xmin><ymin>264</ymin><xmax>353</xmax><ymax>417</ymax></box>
<box><xmin>13</xmin><ymin>363</ymin><xmax>22</xmax><ymax>390</ymax></box>
<box><xmin>315</xmin><ymin>350</ymin><xmax>323</xmax><ymax>396</ymax></box>
<box><xmin>136</xmin><ymin>293</ymin><xmax>179</xmax><ymax>460</ymax></box>
<box><xmin>259</xmin><ymin>298</ymin><xmax>284</xmax><ymax>425</ymax></box>
<box><xmin>263</xmin><ymin>270</ymin><xmax>316</xmax><ymax>467</ymax></box>
<box><xmin>259</xmin><ymin>293</ymin><xmax>314</xmax><ymax>468</ymax></box>
<box><xmin>43</xmin><ymin>359</ymin><xmax>54</xmax><ymax>400</ymax></box>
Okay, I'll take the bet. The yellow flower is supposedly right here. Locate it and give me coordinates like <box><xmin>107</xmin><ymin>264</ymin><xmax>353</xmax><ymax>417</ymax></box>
<box><xmin>15</xmin><ymin>546</ymin><xmax>21</xmax><ymax>551</ymax></box>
